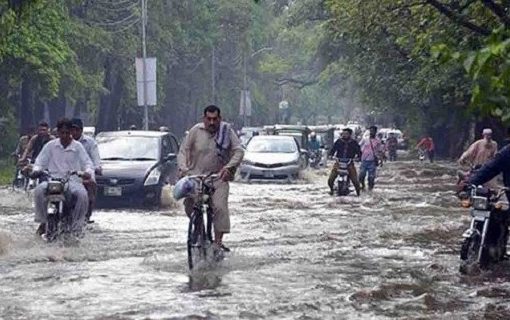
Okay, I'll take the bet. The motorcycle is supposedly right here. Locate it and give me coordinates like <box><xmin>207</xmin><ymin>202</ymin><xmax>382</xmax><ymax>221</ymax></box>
<box><xmin>34</xmin><ymin>171</ymin><xmax>84</xmax><ymax>242</ymax></box>
<box><xmin>15</xmin><ymin>160</ymin><xmax>40</xmax><ymax>192</ymax></box>
<box><xmin>309</xmin><ymin>149</ymin><xmax>323</xmax><ymax>169</ymax></box>
<box><xmin>418</xmin><ymin>149</ymin><xmax>426</xmax><ymax>162</ymax></box>
<box><xmin>12</xmin><ymin>166</ymin><xmax>28</xmax><ymax>191</ymax></box>
<box><xmin>334</xmin><ymin>158</ymin><xmax>353</xmax><ymax>196</ymax></box>
<box><xmin>458</xmin><ymin>185</ymin><xmax>509</xmax><ymax>274</ymax></box>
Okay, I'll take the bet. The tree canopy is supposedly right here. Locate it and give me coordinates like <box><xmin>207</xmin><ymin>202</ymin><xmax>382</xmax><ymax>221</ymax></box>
<box><xmin>1</xmin><ymin>0</ymin><xmax>509</xmax><ymax>157</ymax></box>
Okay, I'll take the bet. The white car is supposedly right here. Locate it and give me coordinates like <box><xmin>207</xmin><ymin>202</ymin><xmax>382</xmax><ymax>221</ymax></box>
<box><xmin>240</xmin><ymin>135</ymin><xmax>305</xmax><ymax>181</ymax></box>
<box><xmin>83</xmin><ymin>126</ymin><xmax>96</xmax><ymax>137</ymax></box>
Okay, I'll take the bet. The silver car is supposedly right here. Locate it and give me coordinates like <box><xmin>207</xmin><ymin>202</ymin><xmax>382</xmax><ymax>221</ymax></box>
<box><xmin>240</xmin><ymin>135</ymin><xmax>305</xmax><ymax>181</ymax></box>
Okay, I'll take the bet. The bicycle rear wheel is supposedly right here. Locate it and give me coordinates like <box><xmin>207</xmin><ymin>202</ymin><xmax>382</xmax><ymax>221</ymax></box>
<box><xmin>187</xmin><ymin>211</ymin><xmax>207</xmax><ymax>270</ymax></box>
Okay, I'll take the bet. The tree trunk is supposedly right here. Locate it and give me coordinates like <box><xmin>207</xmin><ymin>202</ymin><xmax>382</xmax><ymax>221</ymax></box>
<box><xmin>19</xmin><ymin>78</ymin><xmax>34</xmax><ymax>132</ymax></box>
<box><xmin>47</xmin><ymin>90</ymin><xmax>66</xmax><ymax>127</ymax></box>
<box><xmin>97</xmin><ymin>58</ymin><xmax>114</xmax><ymax>132</ymax></box>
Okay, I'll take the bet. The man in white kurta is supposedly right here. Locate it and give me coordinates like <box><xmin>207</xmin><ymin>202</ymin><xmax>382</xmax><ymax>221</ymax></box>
<box><xmin>33</xmin><ymin>119</ymin><xmax>94</xmax><ymax>236</ymax></box>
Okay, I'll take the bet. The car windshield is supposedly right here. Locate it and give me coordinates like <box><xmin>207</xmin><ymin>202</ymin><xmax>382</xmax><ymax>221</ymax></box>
<box><xmin>247</xmin><ymin>138</ymin><xmax>297</xmax><ymax>153</ymax></box>
<box><xmin>97</xmin><ymin>136</ymin><xmax>159</xmax><ymax>160</ymax></box>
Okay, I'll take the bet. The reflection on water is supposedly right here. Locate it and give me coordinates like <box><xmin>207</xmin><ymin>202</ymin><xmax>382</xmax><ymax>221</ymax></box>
<box><xmin>187</xmin><ymin>273</ymin><xmax>223</xmax><ymax>292</ymax></box>
<box><xmin>0</xmin><ymin>160</ymin><xmax>509</xmax><ymax>319</ymax></box>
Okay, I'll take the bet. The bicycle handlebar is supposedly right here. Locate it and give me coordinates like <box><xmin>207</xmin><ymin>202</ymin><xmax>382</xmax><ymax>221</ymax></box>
<box><xmin>187</xmin><ymin>173</ymin><xmax>220</xmax><ymax>180</ymax></box>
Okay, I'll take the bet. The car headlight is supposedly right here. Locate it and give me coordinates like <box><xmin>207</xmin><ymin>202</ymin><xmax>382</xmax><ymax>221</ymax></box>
<box><xmin>144</xmin><ymin>167</ymin><xmax>161</xmax><ymax>186</ymax></box>
<box><xmin>286</xmin><ymin>160</ymin><xmax>300</xmax><ymax>166</ymax></box>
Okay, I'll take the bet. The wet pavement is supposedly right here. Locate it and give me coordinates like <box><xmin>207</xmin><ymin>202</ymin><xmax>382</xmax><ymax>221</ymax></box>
<box><xmin>1</xmin><ymin>160</ymin><xmax>510</xmax><ymax>319</ymax></box>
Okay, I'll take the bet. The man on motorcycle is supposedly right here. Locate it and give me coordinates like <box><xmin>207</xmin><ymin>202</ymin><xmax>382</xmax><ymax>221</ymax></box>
<box><xmin>468</xmin><ymin>145</ymin><xmax>510</xmax><ymax>204</ymax></box>
<box><xmin>359</xmin><ymin>126</ymin><xmax>384</xmax><ymax>191</ymax></box>
<box><xmin>13</xmin><ymin>128</ymin><xmax>33</xmax><ymax>160</ymax></box>
<box><xmin>459</xmin><ymin>128</ymin><xmax>498</xmax><ymax>167</ymax></box>
<box><xmin>386</xmin><ymin>132</ymin><xmax>398</xmax><ymax>162</ymax></box>
<box><xmin>12</xmin><ymin>128</ymin><xmax>34</xmax><ymax>186</ymax></box>
<box><xmin>19</xmin><ymin>121</ymin><xmax>55</xmax><ymax>165</ymax></box>
<box><xmin>309</xmin><ymin>132</ymin><xmax>322</xmax><ymax>167</ymax></box>
<box><xmin>466</xmin><ymin>145</ymin><xmax>510</xmax><ymax>258</ymax></box>
<box><xmin>177</xmin><ymin>105</ymin><xmax>244</xmax><ymax>252</ymax></box>
<box><xmin>416</xmin><ymin>135</ymin><xmax>435</xmax><ymax>163</ymax></box>
<box><xmin>309</xmin><ymin>132</ymin><xmax>321</xmax><ymax>151</ymax></box>
<box><xmin>32</xmin><ymin>118</ymin><xmax>94</xmax><ymax>237</ymax></box>
<box><xmin>71</xmin><ymin>118</ymin><xmax>101</xmax><ymax>223</ymax></box>
<box><xmin>328</xmin><ymin>128</ymin><xmax>361</xmax><ymax>196</ymax></box>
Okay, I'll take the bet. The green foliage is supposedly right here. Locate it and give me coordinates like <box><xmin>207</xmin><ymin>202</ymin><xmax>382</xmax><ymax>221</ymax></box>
<box><xmin>0</xmin><ymin>157</ymin><xmax>13</xmax><ymax>186</ymax></box>
<box><xmin>2</xmin><ymin>0</ymin><xmax>509</xmax><ymax>160</ymax></box>
<box><xmin>0</xmin><ymin>2</ymin><xmax>75</xmax><ymax>97</ymax></box>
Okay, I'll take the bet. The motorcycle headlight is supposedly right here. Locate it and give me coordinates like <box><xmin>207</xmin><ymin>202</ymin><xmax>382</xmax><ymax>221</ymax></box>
<box><xmin>472</xmin><ymin>196</ymin><xmax>488</xmax><ymax>210</ymax></box>
<box><xmin>47</xmin><ymin>181</ymin><xmax>64</xmax><ymax>194</ymax></box>
<box><xmin>338</xmin><ymin>162</ymin><xmax>349</xmax><ymax>169</ymax></box>
<box><xmin>144</xmin><ymin>167</ymin><xmax>161</xmax><ymax>186</ymax></box>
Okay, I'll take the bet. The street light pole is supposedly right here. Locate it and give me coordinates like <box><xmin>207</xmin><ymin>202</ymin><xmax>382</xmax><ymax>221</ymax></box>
<box><xmin>212</xmin><ymin>46</ymin><xmax>216</xmax><ymax>103</ymax></box>
<box><xmin>243</xmin><ymin>51</ymin><xmax>248</xmax><ymax>127</ymax></box>
<box><xmin>141</xmin><ymin>0</ymin><xmax>149</xmax><ymax>130</ymax></box>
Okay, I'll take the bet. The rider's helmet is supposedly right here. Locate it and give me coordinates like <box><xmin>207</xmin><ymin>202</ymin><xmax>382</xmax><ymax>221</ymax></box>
<box><xmin>173</xmin><ymin>176</ymin><xmax>197</xmax><ymax>200</ymax></box>
<box><xmin>310</xmin><ymin>131</ymin><xmax>317</xmax><ymax>139</ymax></box>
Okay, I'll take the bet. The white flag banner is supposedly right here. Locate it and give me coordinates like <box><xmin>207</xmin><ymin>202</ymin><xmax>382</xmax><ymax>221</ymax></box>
<box><xmin>239</xmin><ymin>90</ymin><xmax>252</xmax><ymax>116</ymax></box>
<box><xmin>136</xmin><ymin>57</ymin><xmax>157</xmax><ymax>106</ymax></box>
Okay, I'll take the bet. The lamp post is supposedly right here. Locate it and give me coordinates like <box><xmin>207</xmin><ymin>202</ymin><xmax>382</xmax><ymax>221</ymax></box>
<box><xmin>240</xmin><ymin>47</ymin><xmax>272</xmax><ymax>127</ymax></box>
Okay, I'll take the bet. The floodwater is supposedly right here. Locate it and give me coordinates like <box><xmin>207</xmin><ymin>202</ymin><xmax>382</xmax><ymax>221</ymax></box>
<box><xmin>1</xmin><ymin>160</ymin><xmax>509</xmax><ymax>320</ymax></box>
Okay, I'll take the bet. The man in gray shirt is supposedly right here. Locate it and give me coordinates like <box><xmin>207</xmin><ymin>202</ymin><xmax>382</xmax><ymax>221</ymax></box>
<box><xmin>71</xmin><ymin>118</ymin><xmax>101</xmax><ymax>223</ymax></box>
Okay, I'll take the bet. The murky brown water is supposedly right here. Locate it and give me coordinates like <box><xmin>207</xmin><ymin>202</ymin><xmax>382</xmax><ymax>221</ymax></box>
<box><xmin>1</xmin><ymin>160</ymin><xmax>509</xmax><ymax>319</ymax></box>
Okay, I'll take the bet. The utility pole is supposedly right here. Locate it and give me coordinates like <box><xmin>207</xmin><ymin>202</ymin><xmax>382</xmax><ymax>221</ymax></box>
<box><xmin>243</xmin><ymin>51</ymin><xmax>248</xmax><ymax>127</ymax></box>
<box><xmin>211</xmin><ymin>46</ymin><xmax>216</xmax><ymax>103</ymax></box>
<box><xmin>141</xmin><ymin>0</ymin><xmax>149</xmax><ymax>130</ymax></box>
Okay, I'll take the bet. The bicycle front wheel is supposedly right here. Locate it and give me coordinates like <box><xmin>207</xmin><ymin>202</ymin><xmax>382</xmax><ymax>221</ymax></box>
<box><xmin>187</xmin><ymin>211</ymin><xmax>207</xmax><ymax>270</ymax></box>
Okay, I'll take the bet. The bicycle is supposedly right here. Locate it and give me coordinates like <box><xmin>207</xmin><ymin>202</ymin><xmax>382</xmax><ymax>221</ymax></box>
<box><xmin>186</xmin><ymin>173</ymin><xmax>219</xmax><ymax>270</ymax></box>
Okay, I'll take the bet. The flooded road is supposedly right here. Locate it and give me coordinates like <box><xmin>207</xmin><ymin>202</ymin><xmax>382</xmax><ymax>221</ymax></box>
<box><xmin>1</xmin><ymin>160</ymin><xmax>510</xmax><ymax>319</ymax></box>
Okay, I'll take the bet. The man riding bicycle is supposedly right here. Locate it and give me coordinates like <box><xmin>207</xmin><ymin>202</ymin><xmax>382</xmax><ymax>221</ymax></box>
<box><xmin>177</xmin><ymin>105</ymin><xmax>244</xmax><ymax>252</ymax></box>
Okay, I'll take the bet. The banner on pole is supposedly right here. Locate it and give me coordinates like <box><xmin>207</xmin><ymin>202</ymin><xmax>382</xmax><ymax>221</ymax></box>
<box><xmin>136</xmin><ymin>57</ymin><xmax>157</xmax><ymax>106</ymax></box>
<box><xmin>239</xmin><ymin>90</ymin><xmax>252</xmax><ymax>116</ymax></box>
